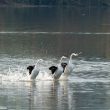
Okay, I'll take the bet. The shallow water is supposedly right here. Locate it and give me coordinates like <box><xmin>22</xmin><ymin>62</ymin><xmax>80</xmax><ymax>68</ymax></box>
<box><xmin>1</xmin><ymin>51</ymin><xmax>110</xmax><ymax>110</ymax></box>
<box><xmin>1</xmin><ymin>6</ymin><xmax>110</xmax><ymax>110</ymax></box>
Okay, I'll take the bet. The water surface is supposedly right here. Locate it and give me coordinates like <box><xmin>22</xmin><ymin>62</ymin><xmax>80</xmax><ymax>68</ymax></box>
<box><xmin>0</xmin><ymin>6</ymin><xmax>110</xmax><ymax>110</ymax></box>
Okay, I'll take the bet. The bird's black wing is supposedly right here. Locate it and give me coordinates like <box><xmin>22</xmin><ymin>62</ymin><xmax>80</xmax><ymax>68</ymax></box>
<box><xmin>27</xmin><ymin>65</ymin><xmax>35</xmax><ymax>75</ymax></box>
<box><xmin>61</xmin><ymin>63</ymin><xmax>67</xmax><ymax>72</ymax></box>
<box><xmin>49</xmin><ymin>66</ymin><xmax>58</xmax><ymax>74</ymax></box>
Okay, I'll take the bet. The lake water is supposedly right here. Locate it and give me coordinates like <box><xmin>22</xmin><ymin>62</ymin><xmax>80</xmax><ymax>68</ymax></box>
<box><xmin>0</xmin><ymin>6</ymin><xmax>110</xmax><ymax>110</ymax></box>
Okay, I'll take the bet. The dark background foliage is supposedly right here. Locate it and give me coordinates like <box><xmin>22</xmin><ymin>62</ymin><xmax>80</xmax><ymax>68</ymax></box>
<box><xmin>0</xmin><ymin>0</ymin><xmax>110</xmax><ymax>7</ymax></box>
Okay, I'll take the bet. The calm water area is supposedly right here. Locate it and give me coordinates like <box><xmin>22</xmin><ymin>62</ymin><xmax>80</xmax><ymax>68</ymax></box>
<box><xmin>0</xmin><ymin>6</ymin><xmax>110</xmax><ymax>110</ymax></box>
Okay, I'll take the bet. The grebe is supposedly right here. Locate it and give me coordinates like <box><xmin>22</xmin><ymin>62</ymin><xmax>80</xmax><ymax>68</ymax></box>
<box><xmin>49</xmin><ymin>56</ymin><xmax>67</xmax><ymax>80</ymax></box>
<box><xmin>61</xmin><ymin>52</ymin><xmax>81</xmax><ymax>78</ymax></box>
<box><xmin>27</xmin><ymin>59</ymin><xmax>43</xmax><ymax>80</ymax></box>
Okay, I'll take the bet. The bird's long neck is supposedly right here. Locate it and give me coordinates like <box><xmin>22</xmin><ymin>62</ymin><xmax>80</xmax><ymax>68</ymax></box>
<box><xmin>69</xmin><ymin>53</ymin><xmax>76</xmax><ymax>64</ymax></box>
<box><xmin>60</xmin><ymin>56</ymin><xmax>67</xmax><ymax>63</ymax></box>
<box><xmin>60</xmin><ymin>57</ymin><xmax>63</xmax><ymax>63</ymax></box>
<box><xmin>69</xmin><ymin>55</ymin><xmax>73</xmax><ymax>64</ymax></box>
<box><xmin>34</xmin><ymin>59</ymin><xmax>41</xmax><ymax>68</ymax></box>
<box><xmin>34</xmin><ymin>65</ymin><xmax>37</xmax><ymax>69</ymax></box>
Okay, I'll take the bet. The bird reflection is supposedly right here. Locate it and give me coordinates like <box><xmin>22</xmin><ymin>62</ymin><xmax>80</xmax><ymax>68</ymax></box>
<box><xmin>27</xmin><ymin>80</ymin><xmax>73</xmax><ymax>110</ymax></box>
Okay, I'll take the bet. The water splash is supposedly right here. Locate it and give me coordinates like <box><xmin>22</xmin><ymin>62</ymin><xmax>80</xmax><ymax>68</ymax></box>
<box><xmin>0</xmin><ymin>56</ymin><xmax>110</xmax><ymax>83</ymax></box>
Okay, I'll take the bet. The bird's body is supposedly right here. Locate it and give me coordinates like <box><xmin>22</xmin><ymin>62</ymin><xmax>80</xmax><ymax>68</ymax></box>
<box><xmin>61</xmin><ymin>53</ymin><xmax>80</xmax><ymax>78</ymax></box>
<box><xmin>62</xmin><ymin>61</ymin><xmax>74</xmax><ymax>76</ymax></box>
<box><xmin>49</xmin><ymin>56</ymin><xmax>67</xmax><ymax>80</ymax></box>
<box><xmin>30</xmin><ymin>65</ymin><xmax>40</xmax><ymax>79</ymax></box>
<box><xmin>52</xmin><ymin>64</ymin><xmax>63</xmax><ymax>79</ymax></box>
<box><xmin>27</xmin><ymin>59</ymin><xmax>43</xmax><ymax>80</ymax></box>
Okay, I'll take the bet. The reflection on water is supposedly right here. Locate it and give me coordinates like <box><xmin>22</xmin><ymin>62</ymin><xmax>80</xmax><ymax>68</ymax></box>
<box><xmin>0</xmin><ymin>81</ymin><xmax>110</xmax><ymax>110</ymax></box>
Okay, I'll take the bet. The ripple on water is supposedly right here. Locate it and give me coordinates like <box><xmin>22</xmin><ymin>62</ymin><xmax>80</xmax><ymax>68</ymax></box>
<box><xmin>0</xmin><ymin>106</ymin><xmax>8</xmax><ymax>110</ymax></box>
<box><xmin>0</xmin><ymin>56</ymin><xmax>110</xmax><ymax>83</ymax></box>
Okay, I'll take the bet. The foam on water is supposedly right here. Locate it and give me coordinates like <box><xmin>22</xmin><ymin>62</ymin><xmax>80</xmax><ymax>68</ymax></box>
<box><xmin>0</xmin><ymin>55</ymin><xmax>110</xmax><ymax>83</ymax></box>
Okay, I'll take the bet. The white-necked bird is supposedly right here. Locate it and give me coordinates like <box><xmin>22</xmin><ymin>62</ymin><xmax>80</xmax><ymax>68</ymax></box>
<box><xmin>61</xmin><ymin>52</ymin><xmax>81</xmax><ymax>78</ymax></box>
<box><xmin>49</xmin><ymin>56</ymin><xmax>67</xmax><ymax>80</ymax></box>
<box><xmin>27</xmin><ymin>59</ymin><xmax>43</xmax><ymax>80</ymax></box>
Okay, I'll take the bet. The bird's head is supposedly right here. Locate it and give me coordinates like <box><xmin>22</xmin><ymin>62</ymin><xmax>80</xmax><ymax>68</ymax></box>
<box><xmin>71</xmin><ymin>52</ymin><xmax>82</xmax><ymax>57</ymax></box>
